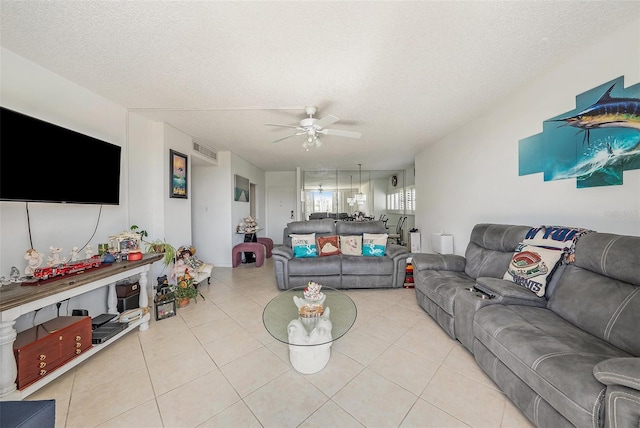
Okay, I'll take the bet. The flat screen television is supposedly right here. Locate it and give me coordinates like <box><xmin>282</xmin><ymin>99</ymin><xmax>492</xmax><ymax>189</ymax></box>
<box><xmin>0</xmin><ymin>107</ymin><xmax>121</xmax><ymax>205</ymax></box>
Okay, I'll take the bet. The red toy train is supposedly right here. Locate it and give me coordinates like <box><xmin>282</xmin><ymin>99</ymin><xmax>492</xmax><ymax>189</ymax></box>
<box><xmin>33</xmin><ymin>256</ymin><xmax>102</xmax><ymax>280</ymax></box>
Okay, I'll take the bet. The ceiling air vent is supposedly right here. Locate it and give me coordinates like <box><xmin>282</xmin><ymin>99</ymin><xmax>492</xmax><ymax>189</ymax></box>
<box><xmin>193</xmin><ymin>140</ymin><xmax>217</xmax><ymax>162</ymax></box>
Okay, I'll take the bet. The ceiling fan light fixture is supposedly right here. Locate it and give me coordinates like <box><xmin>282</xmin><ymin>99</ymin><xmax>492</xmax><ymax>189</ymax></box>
<box><xmin>266</xmin><ymin>106</ymin><xmax>361</xmax><ymax>148</ymax></box>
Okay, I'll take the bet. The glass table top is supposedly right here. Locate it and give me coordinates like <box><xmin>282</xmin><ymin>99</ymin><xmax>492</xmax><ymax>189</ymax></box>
<box><xmin>262</xmin><ymin>286</ymin><xmax>357</xmax><ymax>346</ymax></box>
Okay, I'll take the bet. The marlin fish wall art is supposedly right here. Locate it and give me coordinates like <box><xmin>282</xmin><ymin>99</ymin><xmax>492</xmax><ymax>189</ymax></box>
<box><xmin>519</xmin><ymin>76</ymin><xmax>640</xmax><ymax>188</ymax></box>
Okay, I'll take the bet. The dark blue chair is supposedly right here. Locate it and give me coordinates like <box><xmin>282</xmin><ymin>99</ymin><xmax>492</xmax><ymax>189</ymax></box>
<box><xmin>0</xmin><ymin>399</ymin><xmax>55</xmax><ymax>428</ymax></box>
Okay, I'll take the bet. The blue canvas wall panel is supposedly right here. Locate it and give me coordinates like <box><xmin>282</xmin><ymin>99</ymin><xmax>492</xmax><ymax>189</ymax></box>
<box><xmin>518</xmin><ymin>76</ymin><xmax>640</xmax><ymax>188</ymax></box>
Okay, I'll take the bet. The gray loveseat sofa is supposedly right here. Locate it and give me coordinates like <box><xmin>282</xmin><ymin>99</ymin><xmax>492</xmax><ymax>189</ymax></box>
<box><xmin>412</xmin><ymin>223</ymin><xmax>640</xmax><ymax>428</ymax></box>
<box><xmin>273</xmin><ymin>219</ymin><xmax>408</xmax><ymax>290</ymax></box>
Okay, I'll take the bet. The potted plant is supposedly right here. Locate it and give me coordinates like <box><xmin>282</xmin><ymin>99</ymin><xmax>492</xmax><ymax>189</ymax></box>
<box><xmin>171</xmin><ymin>271</ymin><xmax>199</xmax><ymax>307</ymax></box>
<box><xmin>144</xmin><ymin>239</ymin><xmax>176</xmax><ymax>267</ymax></box>
<box><xmin>129</xmin><ymin>225</ymin><xmax>148</xmax><ymax>241</ymax></box>
<box><xmin>129</xmin><ymin>225</ymin><xmax>176</xmax><ymax>268</ymax></box>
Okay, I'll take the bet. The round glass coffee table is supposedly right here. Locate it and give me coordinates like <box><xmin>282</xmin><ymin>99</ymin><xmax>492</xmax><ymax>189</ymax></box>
<box><xmin>263</xmin><ymin>286</ymin><xmax>357</xmax><ymax>374</ymax></box>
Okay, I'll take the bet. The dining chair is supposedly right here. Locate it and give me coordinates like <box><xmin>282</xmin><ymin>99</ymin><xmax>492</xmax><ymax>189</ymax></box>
<box><xmin>388</xmin><ymin>216</ymin><xmax>407</xmax><ymax>244</ymax></box>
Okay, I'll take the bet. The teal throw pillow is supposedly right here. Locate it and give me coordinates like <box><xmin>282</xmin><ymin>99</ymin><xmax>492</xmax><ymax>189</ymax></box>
<box><xmin>362</xmin><ymin>233</ymin><xmax>388</xmax><ymax>257</ymax></box>
<box><xmin>290</xmin><ymin>233</ymin><xmax>318</xmax><ymax>258</ymax></box>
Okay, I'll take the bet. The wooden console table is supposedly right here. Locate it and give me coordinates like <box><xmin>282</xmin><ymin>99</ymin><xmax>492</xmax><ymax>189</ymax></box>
<box><xmin>0</xmin><ymin>253</ymin><xmax>162</xmax><ymax>400</ymax></box>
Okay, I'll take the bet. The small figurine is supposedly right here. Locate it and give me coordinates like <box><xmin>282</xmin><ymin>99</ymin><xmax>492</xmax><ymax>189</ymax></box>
<box><xmin>10</xmin><ymin>266</ymin><xmax>21</xmax><ymax>282</ymax></box>
<box><xmin>70</xmin><ymin>246</ymin><xmax>81</xmax><ymax>262</ymax></box>
<box><xmin>157</xmin><ymin>275</ymin><xmax>169</xmax><ymax>290</ymax></box>
<box><xmin>84</xmin><ymin>245</ymin><xmax>94</xmax><ymax>259</ymax></box>
<box><xmin>48</xmin><ymin>246</ymin><xmax>67</xmax><ymax>266</ymax></box>
<box><xmin>24</xmin><ymin>248</ymin><xmax>44</xmax><ymax>276</ymax></box>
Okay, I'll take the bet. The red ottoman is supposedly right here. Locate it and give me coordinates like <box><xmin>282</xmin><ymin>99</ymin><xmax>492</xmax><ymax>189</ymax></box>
<box><xmin>257</xmin><ymin>237</ymin><xmax>273</xmax><ymax>258</ymax></box>
<box><xmin>232</xmin><ymin>242</ymin><xmax>265</xmax><ymax>267</ymax></box>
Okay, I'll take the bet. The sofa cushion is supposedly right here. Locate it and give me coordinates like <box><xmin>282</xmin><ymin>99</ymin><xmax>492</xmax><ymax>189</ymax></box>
<box><xmin>317</xmin><ymin>235</ymin><xmax>340</xmax><ymax>256</ymax></box>
<box><xmin>547</xmin><ymin>232</ymin><xmax>640</xmax><ymax>356</ymax></box>
<box><xmin>340</xmin><ymin>235</ymin><xmax>362</xmax><ymax>255</ymax></box>
<box><xmin>362</xmin><ymin>233</ymin><xmax>388</xmax><ymax>257</ymax></box>
<box><xmin>464</xmin><ymin>224</ymin><xmax>531</xmax><ymax>279</ymax></box>
<box><xmin>341</xmin><ymin>254</ymin><xmax>393</xmax><ymax>275</ymax></box>
<box><xmin>414</xmin><ymin>270</ymin><xmax>476</xmax><ymax>315</ymax></box>
<box><xmin>548</xmin><ymin>266</ymin><xmax>640</xmax><ymax>357</ymax></box>
<box><xmin>503</xmin><ymin>244</ymin><xmax>564</xmax><ymax>297</ymax></box>
<box><xmin>283</xmin><ymin>219</ymin><xmax>336</xmax><ymax>247</ymax></box>
<box><xmin>570</xmin><ymin>232</ymin><xmax>640</xmax><ymax>287</ymax></box>
<box><xmin>474</xmin><ymin>304</ymin><xmax>630</xmax><ymax>428</ymax></box>
<box><xmin>290</xmin><ymin>233</ymin><xmax>318</xmax><ymax>258</ymax></box>
<box><xmin>288</xmin><ymin>255</ymin><xmax>341</xmax><ymax>275</ymax></box>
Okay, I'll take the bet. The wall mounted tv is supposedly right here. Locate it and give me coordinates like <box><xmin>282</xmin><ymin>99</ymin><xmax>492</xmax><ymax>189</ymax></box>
<box><xmin>0</xmin><ymin>107</ymin><xmax>121</xmax><ymax>205</ymax></box>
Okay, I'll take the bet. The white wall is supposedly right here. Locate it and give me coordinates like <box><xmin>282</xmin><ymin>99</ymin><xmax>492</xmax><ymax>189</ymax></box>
<box><xmin>192</xmin><ymin>151</ymin><xmax>232</xmax><ymax>267</ymax></box>
<box><xmin>265</xmin><ymin>171</ymin><xmax>297</xmax><ymax>244</ymax></box>
<box><xmin>415</xmin><ymin>19</ymin><xmax>640</xmax><ymax>255</ymax></box>
<box><xmin>230</xmin><ymin>154</ymin><xmax>266</xmax><ymax>254</ymax></box>
<box><xmin>0</xmin><ymin>49</ymin><xmax>208</xmax><ymax>329</ymax></box>
<box><xmin>191</xmin><ymin>151</ymin><xmax>266</xmax><ymax>267</ymax></box>
<box><xmin>128</xmin><ymin>113</ymin><xmax>164</xmax><ymax>243</ymax></box>
<box><xmin>0</xmin><ymin>49</ymin><xmax>129</xmax><ymax>277</ymax></box>
<box><xmin>160</xmin><ymin>123</ymin><xmax>193</xmax><ymax>248</ymax></box>
<box><xmin>0</xmin><ymin>48</ymin><xmax>131</xmax><ymax>330</ymax></box>
<box><xmin>372</xmin><ymin>177</ymin><xmax>387</xmax><ymax>219</ymax></box>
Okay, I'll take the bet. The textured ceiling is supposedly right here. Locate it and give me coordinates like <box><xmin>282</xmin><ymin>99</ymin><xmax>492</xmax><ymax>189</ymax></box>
<box><xmin>1</xmin><ymin>1</ymin><xmax>639</xmax><ymax>172</ymax></box>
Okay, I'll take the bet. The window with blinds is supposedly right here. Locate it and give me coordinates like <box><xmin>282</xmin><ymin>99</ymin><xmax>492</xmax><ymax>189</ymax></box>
<box><xmin>386</xmin><ymin>186</ymin><xmax>415</xmax><ymax>213</ymax></box>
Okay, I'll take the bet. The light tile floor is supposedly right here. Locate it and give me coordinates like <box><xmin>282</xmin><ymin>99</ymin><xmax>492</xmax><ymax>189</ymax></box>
<box><xmin>27</xmin><ymin>259</ymin><xmax>535</xmax><ymax>428</ymax></box>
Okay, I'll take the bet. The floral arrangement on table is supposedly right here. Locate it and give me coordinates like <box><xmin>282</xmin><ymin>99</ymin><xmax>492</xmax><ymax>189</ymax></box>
<box><xmin>237</xmin><ymin>215</ymin><xmax>258</xmax><ymax>233</ymax></box>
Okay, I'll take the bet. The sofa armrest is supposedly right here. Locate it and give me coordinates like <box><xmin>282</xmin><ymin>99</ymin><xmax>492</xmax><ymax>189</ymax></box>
<box><xmin>386</xmin><ymin>243</ymin><xmax>409</xmax><ymax>258</ymax></box>
<box><xmin>474</xmin><ymin>277</ymin><xmax>547</xmax><ymax>308</ymax></box>
<box><xmin>272</xmin><ymin>245</ymin><xmax>293</xmax><ymax>259</ymax></box>
<box><xmin>272</xmin><ymin>246</ymin><xmax>294</xmax><ymax>290</ymax></box>
<box><xmin>594</xmin><ymin>358</ymin><xmax>640</xmax><ymax>391</ymax></box>
<box><xmin>412</xmin><ymin>253</ymin><xmax>466</xmax><ymax>272</ymax></box>
<box><xmin>193</xmin><ymin>263</ymin><xmax>214</xmax><ymax>285</ymax></box>
<box><xmin>475</xmin><ymin>277</ymin><xmax>544</xmax><ymax>300</ymax></box>
<box><xmin>594</xmin><ymin>358</ymin><xmax>640</xmax><ymax>428</ymax></box>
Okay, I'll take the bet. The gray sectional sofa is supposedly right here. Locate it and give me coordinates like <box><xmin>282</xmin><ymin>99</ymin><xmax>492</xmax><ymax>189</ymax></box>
<box><xmin>272</xmin><ymin>219</ymin><xmax>408</xmax><ymax>290</ymax></box>
<box><xmin>412</xmin><ymin>223</ymin><xmax>640</xmax><ymax>428</ymax></box>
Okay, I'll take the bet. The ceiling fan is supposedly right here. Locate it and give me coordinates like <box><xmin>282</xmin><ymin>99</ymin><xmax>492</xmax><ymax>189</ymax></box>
<box><xmin>265</xmin><ymin>106</ymin><xmax>362</xmax><ymax>150</ymax></box>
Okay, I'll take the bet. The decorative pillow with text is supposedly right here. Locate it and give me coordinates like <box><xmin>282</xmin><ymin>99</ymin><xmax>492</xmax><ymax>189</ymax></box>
<box><xmin>362</xmin><ymin>233</ymin><xmax>388</xmax><ymax>257</ymax></box>
<box><xmin>317</xmin><ymin>235</ymin><xmax>340</xmax><ymax>256</ymax></box>
<box><xmin>290</xmin><ymin>233</ymin><xmax>317</xmax><ymax>258</ymax></box>
<box><xmin>503</xmin><ymin>243</ymin><xmax>564</xmax><ymax>297</ymax></box>
<box><xmin>340</xmin><ymin>235</ymin><xmax>362</xmax><ymax>256</ymax></box>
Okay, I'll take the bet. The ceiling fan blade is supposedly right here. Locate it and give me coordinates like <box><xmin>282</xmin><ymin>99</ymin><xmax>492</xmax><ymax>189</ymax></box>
<box><xmin>271</xmin><ymin>132</ymin><xmax>304</xmax><ymax>144</ymax></box>
<box><xmin>265</xmin><ymin>123</ymin><xmax>300</xmax><ymax>129</ymax></box>
<box><xmin>320</xmin><ymin>129</ymin><xmax>362</xmax><ymax>138</ymax></box>
<box><xmin>314</xmin><ymin>114</ymin><xmax>339</xmax><ymax>129</ymax></box>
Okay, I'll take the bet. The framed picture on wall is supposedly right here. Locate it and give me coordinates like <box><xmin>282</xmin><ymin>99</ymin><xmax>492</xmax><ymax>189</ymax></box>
<box><xmin>170</xmin><ymin>149</ymin><xmax>188</xmax><ymax>199</ymax></box>
<box><xmin>234</xmin><ymin>174</ymin><xmax>250</xmax><ymax>202</ymax></box>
